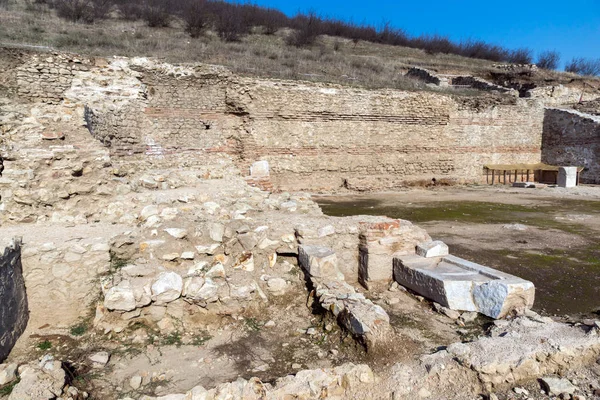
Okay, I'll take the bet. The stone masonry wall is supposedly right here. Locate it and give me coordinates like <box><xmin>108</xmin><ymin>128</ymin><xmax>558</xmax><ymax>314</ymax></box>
<box><xmin>0</xmin><ymin>238</ymin><xmax>28</xmax><ymax>362</ymax></box>
<box><xmin>542</xmin><ymin>108</ymin><xmax>600</xmax><ymax>183</ymax></box>
<box><xmin>15</xmin><ymin>52</ymin><xmax>93</xmax><ymax>104</ymax></box>
<box><xmin>11</xmin><ymin>50</ymin><xmax>545</xmax><ymax>191</ymax></box>
<box><xmin>230</xmin><ymin>80</ymin><xmax>543</xmax><ymax>191</ymax></box>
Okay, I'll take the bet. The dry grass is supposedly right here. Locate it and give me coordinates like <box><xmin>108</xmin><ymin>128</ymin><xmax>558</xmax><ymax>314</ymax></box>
<box><xmin>0</xmin><ymin>0</ymin><xmax>593</xmax><ymax>91</ymax></box>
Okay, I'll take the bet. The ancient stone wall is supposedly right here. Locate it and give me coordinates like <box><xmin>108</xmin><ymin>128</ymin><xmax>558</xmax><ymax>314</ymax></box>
<box><xmin>15</xmin><ymin>52</ymin><xmax>92</xmax><ymax>104</ymax></box>
<box><xmin>9</xmin><ymin>50</ymin><xmax>546</xmax><ymax>191</ymax></box>
<box><xmin>0</xmin><ymin>238</ymin><xmax>28</xmax><ymax>362</ymax></box>
<box><xmin>231</xmin><ymin>80</ymin><xmax>543</xmax><ymax>191</ymax></box>
<box><xmin>525</xmin><ymin>85</ymin><xmax>600</xmax><ymax>106</ymax></box>
<box><xmin>542</xmin><ymin>108</ymin><xmax>600</xmax><ymax>183</ymax></box>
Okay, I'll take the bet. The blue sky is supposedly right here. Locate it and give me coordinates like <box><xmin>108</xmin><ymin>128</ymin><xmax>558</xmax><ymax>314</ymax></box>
<box><xmin>249</xmin><ymin>0</ymin><xmax>600</xmax><ymax>68</ymax></box>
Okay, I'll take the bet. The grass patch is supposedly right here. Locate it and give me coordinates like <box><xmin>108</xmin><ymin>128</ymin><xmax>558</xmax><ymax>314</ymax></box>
<box><xmin>162</xmin><ymin>331</ymin><xmax>182</xmax><ymax>346</ymax></box>
<box><xmin>244</xmin><ymin>317</ymin><xmax>262</xmax><ymax>332</ymax></box>
<box><xmin>109</xmin><ymin>253</ymin><xmax>129</xmax><ymax>271</ymax></box>
<box><xmin>0</xmin><ymin>378</ymin><xmax>20</xmax><ymax>396</ymax></box>
<box><xmin>318</xmin><ymin>199</ymin><xmax>597</xmax><ymax>236</ymax></box>
<box><xmin>191</xmin><ymin>331</ymin><xmax>212</xmax><ymax>346</ymax></box>
<box><xmin>70</xmin><ymin>324</ymin><xmax>87</xmax><ymax>336</ymax></box>
<box><xmin>37</xmin><ymin>340</ymin><xmax>52</xmax><ymax>350</ymax></box>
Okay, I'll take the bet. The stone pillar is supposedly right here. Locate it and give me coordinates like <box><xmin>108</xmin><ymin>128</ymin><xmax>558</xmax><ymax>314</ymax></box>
<box><xmin>358</xmin><ymin>220</ymin><xmax>431</xmax><ymax>290</ymax></box>
<box><xmin>557</xmin><ymin>166</ymin><xmax>577</xmax><ymax>188</ymax></box>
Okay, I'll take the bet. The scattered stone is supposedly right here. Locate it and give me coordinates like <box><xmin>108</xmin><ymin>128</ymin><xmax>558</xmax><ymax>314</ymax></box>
<box><xmin>416</xmin><ymin>240</ymin><xmax>449</xmax><ymax>258</ymax></box>
<box><xmin>502</xmin><ymin>223</ymin><xmax>528</xmax><ymax>231</ymax></box>
<box><xmin>513</xmin><ymin>387</ymin><xmax>529</xmax><ymax>395</ymax></box>
<box><xmin>180</xmin><ymin>251</ymin><xmax>195</xmax><ymax>260</ymax></box>
<box><xmin>433</xmin><ymin>303</ymin><xmax>461</xmax><ymax>320</ymax></box>
<box><xmin>164</xmin><ymin>228</ymin><xmax>187</xmax><ymax>239</ymax></box>
<box><xmin>540</xmin><ymin>377</ymin><xmax>577</xmax><ymax>396</ymax></box>
<box><xmin>89</xmin><ymin>351</ymin><xmax>110</xmax><ymax>368</ymax></box>
<box><xmin>318</xmin><ymin>225</ymin><xmax>335</xmax><ymax>237</ymax></box>
<box><xmin>0</xmin><ymin>363</ymin><xmax>18</xmax><ymax>385</ymax></box>
<box><xmin>129</xmin><ymin>375</ymin><xmax>142</xmax><ymax>390</ymax></box>
<box><xmin>104</xmin><ymin>284</ymin><xmax>136</xmax><ymax>311</ymax></box>
<box><xmin>266</xmin><ymin>278</ymin><xmax>287</xmax><ymax>295</ymax></box>
<box><xmin>209</xmin><ymin>223</ymin><xmax>225</xmax><ymax>242</ymax></box>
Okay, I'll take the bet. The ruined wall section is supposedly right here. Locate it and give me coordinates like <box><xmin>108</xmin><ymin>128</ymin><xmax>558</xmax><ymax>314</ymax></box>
<box><xmin>448</xmin><ymin>100</ymin><xmax>544</xmax><ymax>180</ymax></box>
<box><xmin>229</xmin><ymin>81</ymin><xmax>457</xmax><ymax>191</ymax></box>
<box><xmin>141</xmin><ymin>72</ymin><xmax>242</xmax><ymax>157</ymax></box>
<box><xmin>0</xmin><ymin>238</ymin><xmax>28</xmax><ymax>362</ymax></box>
<box><xmin>229</xmin><ymin>80</ymin><xmax>543</xmax><ymax>191</ymax></box>
<box><xmin>542</xmin><ymin>108</ymin><xmax>600</xmax><ymax>183</ymax></box>
<box><xmin>15</xmin><ymin>52</ymin><xmax>92</xmax><ymax>104</ymax></box>
<box><xmin>8</xmin><ymin>51</ymin><xmax>545</xmax><ymax>191</ymax></box>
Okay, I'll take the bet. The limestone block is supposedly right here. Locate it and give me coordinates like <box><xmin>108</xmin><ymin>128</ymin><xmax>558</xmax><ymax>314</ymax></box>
<box><xmin>540</xmin><ymin>377</ymin><xmax>577</xmax><ymax>396</ymax></box>
<box><xmin>104</xmin><ymin>284</ymin><xmax>136</xmax><ymax>311</ymax></box>
<box><xmin>393</xmin><ymin>254</ymin><xmax>534</xmax><ymax>319</ymax></box>
<box><xmin>416</xmin><ymin>241</ymin><xmax>449</xmax><ymax>258</ymax></box>
<box><xmin>164</xmin><ymin>228</ymin><xmax>187</xmax><ymax>239</ymax></box>
<box><xmin>298</xmin><ymin>245</ymin><xmax>342</xmax><ymax>280</ymax></box>
<box><xmin>151</xmin><ymin>272</ymin><xmax>183</xmax><ymax>304</ymax></box>
<box><xmin>358</xmin><ymin>220</ymin><xmax>430</xmax><ymax>289</ymax></box>
<box><xmin>250</xmin><ymin>160</ymin><xmax>269</xmax><ymax>178</ymax></box>
<box><xmin>557</xmin><ymin>166</ymin><xmax>577</xmax><ymax>188</ymax></box>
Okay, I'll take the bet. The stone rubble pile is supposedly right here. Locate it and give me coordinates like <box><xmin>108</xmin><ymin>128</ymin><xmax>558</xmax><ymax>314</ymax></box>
<box><xmin>4</xmin><ymin>355</ymin><xmax>86</xmax><ymax>400</ymax></box>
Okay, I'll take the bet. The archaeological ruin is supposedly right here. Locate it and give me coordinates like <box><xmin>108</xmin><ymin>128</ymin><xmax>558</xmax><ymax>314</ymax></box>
<box><xmin>0</xmin><ymin>46</ymin><xmax>600</xmax><ymax>400</ymax></box>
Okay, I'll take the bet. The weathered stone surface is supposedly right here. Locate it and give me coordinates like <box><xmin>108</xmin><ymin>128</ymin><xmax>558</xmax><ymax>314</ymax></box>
<box><xmin>558</xmin><ymin>166</ymin><xmax>578</xmax><ymax>188</ymax></box>
<box><xmin>89</xmin><ymin>351</ymin><xmax>110</xmax><ymax>368</ymax></box>
<box><xmin>540</xmin><ymin>377</ymin><xmax>577</xmax><ymax>396</ymax></box>
<box><xmin>164</xmin><ymin>228</ymin><xmax>187</xmax><ymax>239</ymax></box>
<box><xmin>416</xmin><ymin>240</ymin><xmax>449</xmax><ymax>258</ymax></box>
<box><xmin>298</xmin><ymin>245</ymin><xmax>343</xmax><ymax>280</ymax></box>
<box><xmin>151</xmin><ymin>272</ymin><xmax>183</xmax><ymax>304</ymax></box>
<box><xmin>250</xmin><ymin>160</ymin><xmax>269</xmax><ymax>178</ymax></box>
<box><xmin>543</xmin><ymin>108</ymin><xmax>600</xmax><ymax>184</ymax></box>
<box><xmin>104</xmin><ymin>284</ymin><xmax>137</xmax><ymax>312</ymax></box>
<box><xmin>394</xmin><ymin>254</ymin><xmax>535</xmax><ymax>318</ymax></box>
<box><xmin>0</xmin><ymin>363</ymin><xmax>17</xmax><ymax>385</ymax></box>
<box><xmin>0</xmin><ymin>239</ymin><xmax>28</xmax><ymax>363</ymax></box>
<box><xmin>8</xmin><ymin>358</ymin><xmax>66</xmax><ymax>400</ymax></box>
<box><xmin>359</xmin><ymin>219</ymin><xmax>431</xmax><ymax>289</ymax></box>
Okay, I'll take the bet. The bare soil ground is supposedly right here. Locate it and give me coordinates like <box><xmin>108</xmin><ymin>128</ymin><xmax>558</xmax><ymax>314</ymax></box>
<box><xmin>317</xmin><ymin>184</ymin><xmax>600</xmax><ymax>317</ymax></box>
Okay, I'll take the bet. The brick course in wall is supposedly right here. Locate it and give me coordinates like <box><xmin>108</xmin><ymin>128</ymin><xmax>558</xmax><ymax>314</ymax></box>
<box><xmin>11</xmin><ymin>51</ymin><xmax>546</xmax><ymax>191</ymax></box>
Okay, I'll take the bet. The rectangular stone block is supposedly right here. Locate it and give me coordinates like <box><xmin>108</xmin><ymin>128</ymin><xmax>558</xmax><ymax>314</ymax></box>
<box><xmin>416</xmin><ymin>240</ymin><xmax>448</xmax><ymax>258</ymax></box>
<box><xmin>358</xmin><ymin>219</ymin><xmax>430</xmax><ymax>290</ymax></box>
<box><xmin>393</xmin><ymin>254</ymin><xmax>535</xmax><ymax>319</ymax></box>
<box><xmin>557</xmin><ymin>166</ymin><xmax>577</xmax><ymax>188</ymax></box>
<box><xmin>298</xmin><ymin>245</ymin><xmax>342</xmax><ymax>280</ymax></box>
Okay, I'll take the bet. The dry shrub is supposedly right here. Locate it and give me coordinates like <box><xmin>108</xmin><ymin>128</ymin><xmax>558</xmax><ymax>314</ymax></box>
<box><xmin>537</xmin><ymin>51</ymin><xmax>560</xmax><ymax>70</ymax></box>
<box><xmin>565</xmin><ymin>57</ymin><xmax>600</xmax><ymax>76</ymax></box>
